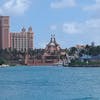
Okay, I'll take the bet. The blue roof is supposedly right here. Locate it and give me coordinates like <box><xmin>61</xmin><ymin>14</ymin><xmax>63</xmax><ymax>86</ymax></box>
<box><xmin>90</xmin><ymin>55</ymin><xmax>100</xmax><ymax>60</ymax></box>
<box><xmin>80</xmin><ymin>55</ymin><xmax>92</xmax><ymax>59</ymax></box>
<box><xmin>80</xmin><ymin>55</ymin><xmax>100</xmax><ymax>60</ymax></box>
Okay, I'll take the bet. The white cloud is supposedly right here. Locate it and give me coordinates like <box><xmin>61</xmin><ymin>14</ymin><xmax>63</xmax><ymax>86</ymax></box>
<box><xmin>62</xmin><ymin>18</ymin><xmax>100</xmax><ymax>44</ymax></box>
<box><xmin>84</xmin><ymin>0</ymin><xmax>100</xmax><ymax>11</ymax></box>
<box><xmin>38</xmin><ymin>42</ymin><xmax>46</xmax><ymax>48</ymax></box>
<box><xmin>86</xmin><ymin>18</ymin><xmax>100</xmax><ymax>29</ymax></box>
<box><xmin>50</xmin><ymin>25</ymin><xmax>57</xmax><ymax>31</ymax></box>
<box><xmin>51</xmin><ymin>0</ymin><xmax>76</xmax><ymax>9</ymax></box>
<box><xmin>63</xmin><ymin>23</ymin><xmax>81</xmax><ymax>34</ymax></box>
<box><xmin>0</xmin><ymin>0</ymin><xmax>31</xmax><ymax>15</ymax></box>
<box><xmin>62</xmin><ymin>18</ymin><xmax>100</xmax><ymax>34</ymax></box>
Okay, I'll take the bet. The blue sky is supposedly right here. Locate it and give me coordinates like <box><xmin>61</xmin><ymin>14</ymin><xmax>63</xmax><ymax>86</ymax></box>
<box><xmin>0</xmin><ymin>0</ymin><xmax>100</xmax><ymax>48</ymax></box>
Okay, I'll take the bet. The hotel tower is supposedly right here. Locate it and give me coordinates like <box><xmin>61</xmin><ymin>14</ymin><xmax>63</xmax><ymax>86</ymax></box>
<box><xmin>10</xmin><ymin>27</ymin><xmax>34</xmax><ymax>51</ymax></box>
<box><xmin>0</xmin><ymin>16</ymin><xmax>10</xmax><ymax>49</ymax></box>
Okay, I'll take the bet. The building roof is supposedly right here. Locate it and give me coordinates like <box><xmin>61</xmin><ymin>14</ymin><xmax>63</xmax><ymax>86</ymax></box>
<box><xmin>45</xmin><ymin>34</ymin><xmax>61</xmax><ymax>53</ymax></box>
<box><xmin>80</xmin><ymin>55</ymin><xmax>92</xmax><ymax>59</ymax></box>
<box><xmin>47</xmin><ymin>34</ymin><xmax>59</xmax><ymax>46</ymax></box>
<box><xmin>91</xmin><ymin>55</ymin><xmax>100</xmax><ymax>60</ymax></box>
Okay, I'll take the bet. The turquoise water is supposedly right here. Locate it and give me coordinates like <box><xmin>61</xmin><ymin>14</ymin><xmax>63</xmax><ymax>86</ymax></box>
<box><xmin>0</xmin><ymin>66</ymin><xmax>100</xmax><ymax>100</ymax></box>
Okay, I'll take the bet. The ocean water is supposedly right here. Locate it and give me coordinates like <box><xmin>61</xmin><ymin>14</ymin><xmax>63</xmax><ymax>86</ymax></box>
<box><xmin>0</xmin><ymin>66</ymin><xmax>100</xmax><ymax>100</ymax></box>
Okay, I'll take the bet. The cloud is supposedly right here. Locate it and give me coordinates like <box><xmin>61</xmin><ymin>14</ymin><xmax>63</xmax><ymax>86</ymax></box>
<box><xmin>51</xmin><ymin>0</ymin><xmax>76</xmax><ymax>9</ymax></box>
<box><xmin>50</xmin><ymin>25</ymin><xmax>57</xmax><ymax>31</ymax></box>
<box><xmin>84</xmin><ymin>0</ymin><xmax>100</xmax><ymax>11</ymax></box>
<box><xmin>86</xmin><ymin>18</ymin><xmax>100</xmax><ymax>29</ymax></box>
<box><xmin>62</xmin><ymin>18</ymin><xmax>100</xmax><ymax>45</ymax></box>
<box><xmin>63</xmin><ymin>22</ymin><xmax>81</xmax><ymax>34</ymax></box>
<box><xmin>62</xmin><ymin>18</ymin><xmax>100</xmax><ymax>34</ymax></box>
<box><xmin>38</xmin><ymin>42</ymin><xmax>47</xmax><ymax>48</ymax></box>
<box><xmin>0</xmin><ymin>0</ymin><xmax>31</xmax><ymax>15</ymax></box>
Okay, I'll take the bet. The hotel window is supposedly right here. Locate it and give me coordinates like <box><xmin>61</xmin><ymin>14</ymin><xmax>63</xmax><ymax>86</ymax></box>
<box><xmin>0</xmin><ymin>20</ymin><xmax>1</xmax><ymax>25</ymax></box>
<box><xmin>4</xmin><ymin>29</ymin><xmax>8</xmax><ymax>34</ymax></box>
<box><xmin>4</xmin><ymin>19</ymin><xmax>9</xmax><ymax>24</ymax></box>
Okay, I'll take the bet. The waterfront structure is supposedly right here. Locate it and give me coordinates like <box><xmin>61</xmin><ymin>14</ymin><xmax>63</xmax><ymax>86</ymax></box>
<box><xmin>42</xmin><ymin>35</ymin><xmax>61</xmax><ymax>63</ymax></box>
<box><xmin>0</xmin><ymin>16</ymin><xmax>10</xmax><ymax>49</ymax></box>
<box><xmin>10</xmin><ymin>27</ymin><xmax>34</xmax><ymax>51</ymax></box>
<box><xmin>45</xmin><ymin>34</ymin><xmax>61</xmax><ymax>54</ymax></box>
<box><xmin>41</xmin><ymin>35</ymin><xmax>70</xmax><ymax>65</ymax></box>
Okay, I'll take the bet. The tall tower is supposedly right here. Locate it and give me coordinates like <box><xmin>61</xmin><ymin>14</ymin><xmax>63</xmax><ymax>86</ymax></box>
<box><xmin>28</xmin><ymin>26</ymin><xmax>34</xmax><ymax>50</ymax></box>
<box><xmin>0</xmin><ymin>16</ymin><xmax>9</xmax><ymax>49</ymax></box>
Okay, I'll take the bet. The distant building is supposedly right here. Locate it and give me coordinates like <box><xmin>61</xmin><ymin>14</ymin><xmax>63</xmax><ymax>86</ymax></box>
<box><xmin>91</xmin><ymin>42</ymin><xmax>95</xmax><ymax>47</ymax></box>
<box><xmin>79</xmin><ymin>55</ymin><xmax>92</xmax><ymax>62</ymax></box>
<box><xmin>76</xmin><ymin>45</ymin><xmax>85</xmax><ymax>50</ymax></box>
<box><xmin>0</xmin><ymin>16</ymin><xmax>10</xmax><ymax>49</ymax></box>
<box><xmin>45</xmin><ymin>34</ymin><xmax>61</xmax><ymax>54</ymax></box>
<box><xmin>10</xmin><ymin>27</ymin><xmax>34</xmax><ymax>51</ymax></box>
<box><xmin>90</xmin><ymin>55</ymin><xmax>100</xmax><ymax>62</ymax></box>
<box><xmin>42</xmin><ymin>35</ymin><xmax>61</xmax><ymax>63</ymax></box>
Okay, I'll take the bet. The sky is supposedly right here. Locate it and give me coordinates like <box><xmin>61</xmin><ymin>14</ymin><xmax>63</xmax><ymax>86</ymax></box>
<box><xmin>0</xmin><ymin>0</ymin><xmax>100</xmax><ymax>48</ymax></box>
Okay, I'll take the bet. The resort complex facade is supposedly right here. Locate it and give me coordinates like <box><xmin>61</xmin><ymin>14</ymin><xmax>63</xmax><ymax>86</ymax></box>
<box><xmin>10</xmin><ymin>27</ymin><xmax>34</xmax><ymax>51</ymax></box>
<box><xmin>0</xmin><ymin>16</ymin><xmax>34</xmax><ymax>51</ymax></box>
<box><xmin>0</xmin><ymin>15</ymin><xmax>100</xmax><ymax>66</ymax></box>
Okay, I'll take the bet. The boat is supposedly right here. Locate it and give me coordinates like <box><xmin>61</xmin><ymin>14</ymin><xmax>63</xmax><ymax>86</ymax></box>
<box><xmin>53</xmin><ymin>60</ymin><xmax>63</xmax><ymax>66</ymax></box>
<box><xmin>0</xmin><ymin>64</ymin><xmax>9</xmax><ymax>68</ymax></box>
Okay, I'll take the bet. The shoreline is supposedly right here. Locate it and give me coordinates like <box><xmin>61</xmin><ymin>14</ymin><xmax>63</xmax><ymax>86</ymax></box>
<box><xmin>1</xmin><ymin>64</ymin><xmax>100</xmax><ymax>68</ymax></box>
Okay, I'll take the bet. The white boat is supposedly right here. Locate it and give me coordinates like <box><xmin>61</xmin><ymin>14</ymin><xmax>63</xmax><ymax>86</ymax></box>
<box><xmin>54</xmin><ymin>61</ymin><xmax>63</xmax><ymax>66</ymax></box>
<box><xmin>0</xmin><ymin>64</ymin><xmax>9</xmax><ymax>68</ymax></box>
